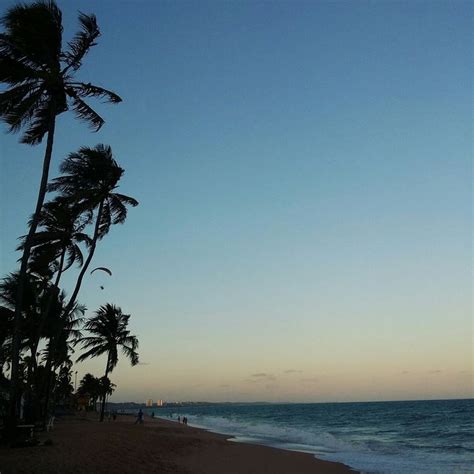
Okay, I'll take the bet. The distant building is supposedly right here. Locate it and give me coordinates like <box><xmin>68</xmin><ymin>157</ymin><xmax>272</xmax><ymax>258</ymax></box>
<box><xmin>146</xmin><ymin>399</ymin><xmax>153</xmax><ymax>407</ymax></box>
<box><xmin>156</xmin><ymin>399</ymin><xmax>164</xmax><ymax>407</ymax></box>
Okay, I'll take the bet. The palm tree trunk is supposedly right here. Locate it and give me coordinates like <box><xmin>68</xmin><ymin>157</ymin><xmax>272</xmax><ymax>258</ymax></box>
<box><xmin>100</xmin><ymin>352</ymin><xmax>111</xmax><ymax>422</ymax></box>
<box><xmin>35</xmin><ymin>246</ymin><xmax>66</xmax><ymax>426</ymax></box>
<box><xmin>64</xmin><ymin>199</ymin><xmax>104</xmax><ymax>318</ymax></box>
<box><xmin>9</xmin><ymin>113</ymin><xmax>56</xmax><ymax>435</ymax></box>
<box><xmin>53</xmin><ymin>247</ymin><xmax>67</xmax><ymax>288</ymax></box>
<box><xmin>41</xmin><ymin>351</ymin><xmax>55</xmax><ymax>428</ymax></box>
<box><xmin>35</xmin><ymin>247</ymin><xmax>66</xmax><ymax>367</ymax></box>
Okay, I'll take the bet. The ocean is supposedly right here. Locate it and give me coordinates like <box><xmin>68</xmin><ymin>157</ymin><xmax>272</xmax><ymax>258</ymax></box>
<box><xmin>142</xmin><ymin>399</ymin><xmax>473</xmax><ymax>473</ymax></box>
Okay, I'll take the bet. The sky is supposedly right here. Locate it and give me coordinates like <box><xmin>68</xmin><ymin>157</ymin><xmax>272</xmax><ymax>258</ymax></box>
<box><xmin>0</xmin><ymin>0</ymin><xmax>472</xmax><ymax>403</ymax></box>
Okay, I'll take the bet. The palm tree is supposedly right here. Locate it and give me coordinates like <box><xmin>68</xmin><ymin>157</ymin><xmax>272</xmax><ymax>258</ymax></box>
<box><xmin>18</xmin><ymin>199</ymin><xmax>91</xmax><ymax>354</ymax></box>
<box><xmin>48</xmin><ymin>145</ymin><xmax>138</xmax><ymax>315</ymax></box>
<box><xmin>0</xmin><ymin>272</ymin><xmax>49</xmax><ymax>422</ymax></box>
<box><xmin>78</xmin><ymin>373</ymin><xmax>102</xmax><ymax>408</ymax></box>
<box><xmin>23</xmin><ymin>198</ymin><xmax>91</xmax><ymax>289</ymax></box>
<box><xmin>77</xmin><ymin>304</ymin><xmax>139</xmax><ymax>421</ymax></box>
<box><xmin>0</xmin><ymin>272</ymin><xmax>44</xmax><ymax>371</ymax></box>
<box><xmin>40</xmin><ymin>291</ymin><xmax>85</xmax><ymax>424</ymax></box>
<box><xmin>0</xmin><ymin>0</ymin><xmax>121</xmax><ymax>425</ymax></box>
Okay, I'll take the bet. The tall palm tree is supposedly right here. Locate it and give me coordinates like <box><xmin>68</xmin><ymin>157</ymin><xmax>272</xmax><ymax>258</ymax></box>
<box><xmin>78</xmin><ymin>304</ymin><xmax>139</xmax><ymax>421</ymax></box>
<box><xmin>0</xmin><ymin>272</ymin><xmax>48</xmax><ymax>422</ymax></box>
<box><xmin>40</xmin><ymin>290</ymin><xmax>84</xmax><ymax>424</ymax></box>
<box><xmin>48</xmin><ymin>145</ymin><xmax>138</xmax><ymax>316</ymax></box>
<box><xmin>0</xmin><ymin>0</ymin><xmax>121</xmax><ymax>424</ymax></box>
<box><xmin>20</xmin><ymin>199</ymin><xmax>91</xmax><ymax>372</ymax></box>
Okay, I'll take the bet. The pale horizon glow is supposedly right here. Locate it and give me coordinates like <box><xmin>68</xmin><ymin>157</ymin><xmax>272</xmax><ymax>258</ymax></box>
<box><xmin>0</xmin><ymin>0</ymin><xmax>472</xmax><ymax>403</ymax></box>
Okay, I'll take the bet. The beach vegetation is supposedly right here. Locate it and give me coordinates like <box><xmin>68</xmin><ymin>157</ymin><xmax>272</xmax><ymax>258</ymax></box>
<box><xmin>0</xmin><ymin>0</ymin><xmax>121</xmax><ymax>430</ymax></box>
<box><xmin>78</xmin><ymin>304</ymin><xmax>139</xmax><ymax>421</ymax></box>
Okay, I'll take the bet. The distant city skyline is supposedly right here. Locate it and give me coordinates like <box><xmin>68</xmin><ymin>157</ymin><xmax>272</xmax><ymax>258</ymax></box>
<box><xmin>1</xmin><ymin>0</ymin><xmax>472</xmax><ymax>403</ymax></box>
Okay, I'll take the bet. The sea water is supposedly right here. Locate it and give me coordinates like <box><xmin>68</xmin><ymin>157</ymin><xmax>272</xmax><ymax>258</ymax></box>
<box><xmin>142</xmin><ymin>399</ymin><xmax>473</xmax><ymax>473</ymax></box>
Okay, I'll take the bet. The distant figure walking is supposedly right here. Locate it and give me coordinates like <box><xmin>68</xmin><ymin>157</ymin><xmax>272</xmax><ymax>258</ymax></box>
<box><xmin>151</xmin><ymin>411</ymin><xmax>155</xmax><ymax>418</ymax></box>
<box><xmin>178</xmin><ymin>416</ymin><xmax>181</xmax><ymax>423</ymax></box>
<box><xmin>183</xmin><ymin>416</ymin><xmax>188</xmax><ymax>425</ymax></box>
<box><xmin>135</xmin><ymin>409</ymin><xmax>144</xmax><ymax>424</ymax></box>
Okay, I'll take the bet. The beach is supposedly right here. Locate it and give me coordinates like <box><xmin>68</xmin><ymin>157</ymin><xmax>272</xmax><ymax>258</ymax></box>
<box><xmin>0</xmin><ymin>414</ymin><xmax>355</xmax><ymax>473</ymax></box>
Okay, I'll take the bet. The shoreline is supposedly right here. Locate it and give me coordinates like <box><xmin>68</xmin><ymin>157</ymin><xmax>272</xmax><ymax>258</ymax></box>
<box><xmin>0</xmin><ymin>413</ymin><xmax>357</xmax><ymax>473</ymax></box>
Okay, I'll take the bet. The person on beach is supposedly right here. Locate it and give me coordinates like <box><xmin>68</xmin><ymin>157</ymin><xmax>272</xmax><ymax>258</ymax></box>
<box><xmin>178</xmin><ymin>416</ymin><xmax>181</xmax><ymax>423</ymax></box>
<box><xmin>151</xmin><ymin>411</ymin><xmax>155</xmax><ymax>418</ymax></box>
<box><xmin>135</xmin><ymin>409</ymin><xmax>144</xmax><ymax>424</ymax></box>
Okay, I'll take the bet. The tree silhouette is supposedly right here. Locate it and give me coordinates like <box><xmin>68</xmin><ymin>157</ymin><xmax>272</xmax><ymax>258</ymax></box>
<box><xmin>0</xmin><ymin>0</ymin><xmax>121</xmax><ymax>426</ymax></box>
<box><xmin>78</xmin><ymin>304</ymin><xmax>138</xmax><ymax>421</ymax></box>
<box><xmin>48</xmin><ymin>144</ymin><xmax>138</xmax><ymax>316</ymax></box>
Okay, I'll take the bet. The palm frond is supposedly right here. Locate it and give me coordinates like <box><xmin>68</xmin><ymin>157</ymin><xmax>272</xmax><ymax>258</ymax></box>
<box><xmin>67</xmin><ymin>92</ymin><xmax>104</xmax><ymax>131</ymax></box>
<box><xmin>0</xmin><ymin>1</ymin><xmax>63</xmax><ymax>69</ymax></box>
<box><xmin>20</xmin><ymin>101</ymin><xmax>53</xmax><ymax>145</ymax></box>
<box><xmin>121</xmin><ymin>344</ymin><xmax>139</xmax><ymax>366</ymax></box>
<box><xmin>0</xmin><ymin>57</ymin><xmax>41</xmax><ymax>85</ymax></box>
<box><xmin>62</xmin><ymin>12</ymin><xmax>99</xmax><ymax>72</ymax></box>
<box><xmin>76</xmin><ymin>344</ymin><xmax>107</xmax><ymax>363</ymax></box>
<box><xmin>114</xmin><ymin>193</ymin><xmax>139</xmax><ymax>207</ymax></box>
<box><xmin>71</xmin><ymin>82</ymin><xmax>121</xmax><ymax>103</ymax></box>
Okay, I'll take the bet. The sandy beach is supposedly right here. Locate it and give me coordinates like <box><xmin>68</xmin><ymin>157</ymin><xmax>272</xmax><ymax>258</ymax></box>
<box><xmin>0</xmin><ymin>414</ymin><xmax>356</xmax><ymax>473</ymax></box>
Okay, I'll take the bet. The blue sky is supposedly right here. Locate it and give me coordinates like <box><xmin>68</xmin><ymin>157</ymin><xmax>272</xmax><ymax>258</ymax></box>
<box><xmin>0</xmin><ymin>0</ymin><xmax>472</xmax><ymax>402</ymax></box>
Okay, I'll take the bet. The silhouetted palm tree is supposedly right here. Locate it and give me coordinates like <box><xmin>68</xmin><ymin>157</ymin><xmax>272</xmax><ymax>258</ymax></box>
<box><xmin>48</xmin><ymin>145</ymin><xmax>138</xmax><ymax>315</ymax></box>
<box><xmin>0</xmin><ymin>272</ymin><xmax>51</xmax><ymax>421</ymax></box>
<box><xmin>77</xmin><ymin>304</ymin><xmax>139</xmax><ymax>421</ymax></box>
<box><xmin>78</xmin><ymin>373</ymin><xmax>102</xmax><ymax>407</ymax></box>
<box><xmin>0</xmin><ymin>273</ymin><xmax>44</xmax><ymax>368</ymax></box>
<box><xmin>18</xmin><ymin>199</ymin><xmax>91</xmax><ymax>375</ymax></box>
<box><xmin>41</xmin><ymin>291</ymin><xmax>84</xmax><ymax>423</ymax></box>
<box><xmin>0</xmin><ymin>0</ymin><xmax>121</xmax><ymax>423</ymax></box>
<box><xmin>22</xmin><ymin>199</ymin><xmax>91</xmax><ymax>288</ymax></box>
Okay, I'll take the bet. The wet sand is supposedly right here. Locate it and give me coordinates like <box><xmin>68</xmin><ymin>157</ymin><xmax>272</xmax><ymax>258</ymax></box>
<box><xmin>0</xmin><ymin>414</ymin><xmax>356</xmax><ymax>473</ymax></box>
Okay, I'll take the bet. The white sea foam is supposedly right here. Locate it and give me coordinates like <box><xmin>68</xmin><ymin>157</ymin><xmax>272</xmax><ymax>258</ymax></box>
<box><xmin>163</xmin><ymin>413</ymin><xmax>473</xmax><ymax>474</ymax></box>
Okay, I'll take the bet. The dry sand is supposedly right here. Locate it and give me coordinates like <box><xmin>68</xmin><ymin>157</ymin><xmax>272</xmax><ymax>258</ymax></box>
<box><xmin>0</xmin><ymin>414</ymin><xmax>356</xmax><ymax>473</ymax></box>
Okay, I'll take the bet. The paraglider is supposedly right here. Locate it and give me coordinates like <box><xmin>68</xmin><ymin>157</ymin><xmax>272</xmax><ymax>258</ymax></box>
<box><xmin>90</xmin><ymin>267</ymin><xmax>112</xmax><ymax>277</ymax></box>
<box><xmin>90</xmin><ymin>267</ymin><xmax>112</xmax><ymax>289</ymax></box>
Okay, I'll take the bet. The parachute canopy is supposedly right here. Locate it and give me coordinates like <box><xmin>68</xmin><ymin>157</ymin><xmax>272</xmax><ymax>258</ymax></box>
<box><xmin>90</xmin><ymin>267</ymin><xmax>112</xmax><ymax>277</ymax></box>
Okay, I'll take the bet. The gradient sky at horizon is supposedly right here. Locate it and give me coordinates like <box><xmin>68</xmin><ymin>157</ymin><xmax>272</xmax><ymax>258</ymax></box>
<box><xmin>0</xmin><ymin>0</ymin><xmax>472</xmax><ymax>403</ymax></box>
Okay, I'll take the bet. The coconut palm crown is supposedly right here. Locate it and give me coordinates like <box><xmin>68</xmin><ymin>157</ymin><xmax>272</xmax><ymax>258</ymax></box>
<box><xmin>77</xmin><ymin>304</ymin><xmax>139</xmax><ymax>373</ymax></box>
<box><xmin>47</xmin><ymin>145</ymin><xmax>138</xmax><ymax>238</ymax></box>
<box><xmin>0</xmin><ymin>0</ymin><xmax>121</xmax><ymax>144</ymax></box>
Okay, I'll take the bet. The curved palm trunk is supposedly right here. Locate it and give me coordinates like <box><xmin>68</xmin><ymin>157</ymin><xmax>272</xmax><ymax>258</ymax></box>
<box><xmin>35</xmin><ymin>247</ymin><xmax>67</xmax><ymax>363</ymax></box>
<box><xmin>34</xmin><ymin>247</ymin><xmax>66</xmax><ymax>425</ymax></box>
<box><xmin>100</xmin><ymin>352</ymin><xmax>111</xmax><ymax>422</ymax></box>
<box><xmin>32</xmin><ymin>247</ymin><xmax>66</xmax><ymax>371</ymax></box>
<box><xmin>9</xmin><ymin>114</ymin><xmax>56</xmax><ymax>435</ymax></box>
<box><xmin>64</xmin><ymin>199</ymin><xmax>104</xmax><ymax>317</ymax></box>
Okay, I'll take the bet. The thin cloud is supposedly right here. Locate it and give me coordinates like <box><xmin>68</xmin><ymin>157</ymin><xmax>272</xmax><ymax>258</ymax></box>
<box><xmin>249</xmin><ymin>373</ymin><xmax>276</xmax><ymax>382</ymax></box>
<box><xmin>137</xmin><ymin>362</ymin><xmax>150</xmax><ymax>366</ymax></box>
<box><xmin>429</xmin><ymin>370</ymin><xmax>442</xmax><ymax>374</ymax></box>
<box><xmin>301</xmin><ymin>377</ymin><xmax>318</xmax><ymax>383</ymax></box>
<box><xmin>284</xmin><ymin>369</ymin><xmax>302</xmax><ymax>374</ymax></box>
